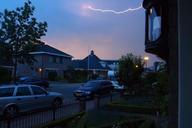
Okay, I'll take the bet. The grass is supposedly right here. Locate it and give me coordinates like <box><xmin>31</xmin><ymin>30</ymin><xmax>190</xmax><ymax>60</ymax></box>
<box><xmin>39</xmin><ymin>108</ymin><xmax>156</xmax><ymax>128</ymax></box>
<box><xmin>76</xmin><ymin>109</ymin><xmax>145</xmax><ymax>128</ymax></box>
<box><xmin>39</xmin><ymin>97</ymin><xmax>158</xmax><ymax>128</ymax></box>
<box><xmin>106</xmin><ymin>98</ymin><xmax>160</xmax><ymax>115</ymax></box>
<box><xmin>40</xmin><ymin>112</ymin><xmax>85</xmax><ymax>128</ymax></box>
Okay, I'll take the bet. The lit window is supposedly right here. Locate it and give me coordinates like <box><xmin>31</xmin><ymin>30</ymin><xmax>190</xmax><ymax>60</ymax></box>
<box><xmin>148</xmin><ymin>7</ymin><xmax>162</xmax><ymax>41</ymax></box>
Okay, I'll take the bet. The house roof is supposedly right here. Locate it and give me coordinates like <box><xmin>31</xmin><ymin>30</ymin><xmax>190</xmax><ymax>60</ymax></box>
<box><xmin>101</xmin><ymin>60</ymin><xmax>119</xmax><ymax>64</ymax></box>
<box><xmin>72</xmin><ymin>50</ymin><xmax>110</xmax><ymax>70</ymax></box>
<box><xmin>30</xmin><ymin>44</ymin><xmax>73</xmax><ymax>58</ymax></box>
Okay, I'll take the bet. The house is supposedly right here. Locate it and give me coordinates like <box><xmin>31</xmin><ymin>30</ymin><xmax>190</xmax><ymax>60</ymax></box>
<box><xmin>17</xmin><ymin>43</ymin><xmax>73</xmax><ymax>79</ymax></box>
<box><xmin>72</xmin><ymin>50</ymin><xmax>118</xmax><ymax>79</ymax></box>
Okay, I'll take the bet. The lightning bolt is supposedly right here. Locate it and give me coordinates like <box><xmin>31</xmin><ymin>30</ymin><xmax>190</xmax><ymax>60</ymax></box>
<box><xmin>87</xmin><ymin>4</ymin><xmax>143</xmax><ymax>14</ymax></box>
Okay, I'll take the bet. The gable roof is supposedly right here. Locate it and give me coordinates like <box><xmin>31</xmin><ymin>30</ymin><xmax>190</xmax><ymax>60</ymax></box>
<box><xmin>30</xmin><ymin>44</ymin><xmax>73</xmax><ymax>58</ymax></box>
<box><xmin>72</xmin><ymin>51</ymin><xmax>110</xmax><ymax>70</ymax></box>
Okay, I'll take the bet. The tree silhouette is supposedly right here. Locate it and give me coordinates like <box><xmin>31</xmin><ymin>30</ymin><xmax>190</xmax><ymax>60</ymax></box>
<box><xmin>0</xmin><ymin>1</ymin><xmax>47</xmax><ymax>81</ymax></box>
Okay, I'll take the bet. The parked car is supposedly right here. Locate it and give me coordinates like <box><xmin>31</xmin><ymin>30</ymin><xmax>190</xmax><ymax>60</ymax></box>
<box><xmin>0</xmin><ymin>84</ymin><xmax>63</xmax><ymax>117</ymax></box>
<box><xmin>17</xmin><ymin>76</ymin><xmax>49</xmax><ymax>88</ymax></box>
<box><xmin>111</xmin><ymin>81</ymin><xmax>125</xmax><ymax>91</ymax></box>
<box><xmin>73</xmin><ymin>80</ymin><xmax>114</xmax><ymax>100</ymax></box>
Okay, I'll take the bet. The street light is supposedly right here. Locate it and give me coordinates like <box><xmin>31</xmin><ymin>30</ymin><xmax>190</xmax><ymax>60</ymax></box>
<box><xmin>38</xmin><ymin>68</ymin><xmax>43</xmax><ymax>79</ymax></box>
<box><xmin>144</xmin><ymin>56</ymin><xmax>149</xmax><ymax>68</ymax></box>
<box><xmin>38</xmin><ymin>68</ymin><xmax>42</xmax><ymax>72</ymax></box>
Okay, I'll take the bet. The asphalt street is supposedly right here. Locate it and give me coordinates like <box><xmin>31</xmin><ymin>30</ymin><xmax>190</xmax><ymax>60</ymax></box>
<box><xmin>46</xmin><ymin>82</ymin><xmax>83</xmax><ymax>102</ymax></box>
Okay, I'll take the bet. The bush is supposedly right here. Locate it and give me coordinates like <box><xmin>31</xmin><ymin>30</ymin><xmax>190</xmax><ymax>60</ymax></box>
<box><xmin>48</xmin><ymin>71</ymin><xmax>57</xmax><ymax>81</ymax></box>
<box><xmin>0</xmin><ymin>67</ymin><xmax>12</xmax><ymax>83</ymax></box>
<box><xmin>77</xmin><ymin>109</ymin><xmax>145</xmax><ymax>128</ymax></box>
<box><xmin>139</xmin><ymin>119</ymin><xmax>156</xmax><ymax>128</ymax></box>
<box><xmin>153</xmin><ymin>72</ymin><xmax>169</xmax><ymax>116</ymax></box>
<box><xmin>64</xmin><ymin>70</ymin><xmax>88</xmax><ymax>83</ymax></box>
<box><xmin>107</xmin><ymin>103</ymin><xmax>158</xmax><ymax>115</ymax></box>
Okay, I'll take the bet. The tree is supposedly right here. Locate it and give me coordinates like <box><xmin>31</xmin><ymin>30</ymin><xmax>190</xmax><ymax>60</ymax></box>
<box><xmin>118</xmin><ymin>53</ymin><xmax>144</xmax><ymax>90</ymax></box>
<box><xmin>0</xmin><ymin>1</ymin><xmax>47</xmax><ymax>81</ymax></box>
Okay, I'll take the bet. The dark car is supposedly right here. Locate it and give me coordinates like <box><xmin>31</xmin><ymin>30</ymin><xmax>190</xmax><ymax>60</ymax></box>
<box><xmin>73</xmin><ymin>80</ymin><xmax>114</xmax><ymax>100</ymax></box>
<box><xmin>17</xmin><ymin>77</ymin><xmax>49</xmax><ymax>88</ymax></box>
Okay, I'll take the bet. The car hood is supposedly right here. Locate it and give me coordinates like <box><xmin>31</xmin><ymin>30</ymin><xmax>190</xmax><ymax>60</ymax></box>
<box><xmin>75</xmin><ymin>87</ymin><xmax>95</xmax><ymax>93</ymax></box>
<box><xmin>48</xmin><ymin>92</ymin><xmax>63</xmax><ymax>96</ymax></box>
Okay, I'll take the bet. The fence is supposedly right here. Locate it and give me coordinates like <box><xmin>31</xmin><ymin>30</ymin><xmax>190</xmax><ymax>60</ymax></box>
<box><xmin>0</xmin><ymin>93</ymin><xmax>120</xmax><ymax>128</ymax></box>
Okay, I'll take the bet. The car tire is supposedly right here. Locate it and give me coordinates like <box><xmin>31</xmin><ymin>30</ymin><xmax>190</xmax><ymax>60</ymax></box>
<box><xmin>52</xmin><ymin>98</ymin><xmax>62</xmax><ymax>108</ymax></box>
<box><xmin>4</xmin><ymin>105</ymin><xmax>19</xmax><ymax>118</ymax></box>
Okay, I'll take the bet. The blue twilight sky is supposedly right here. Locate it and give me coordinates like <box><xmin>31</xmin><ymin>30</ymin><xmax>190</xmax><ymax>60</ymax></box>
<box><xmin>0</xmin><ymin>0</ymin><xmax>160</xmax><ymax>66</ymax></box>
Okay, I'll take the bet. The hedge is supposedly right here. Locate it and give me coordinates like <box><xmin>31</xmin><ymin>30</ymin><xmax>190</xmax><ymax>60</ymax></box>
<box><xmin>107</xmin><ymin>103</ymin><xmax>160</xmax><ymax>115</ymax></box>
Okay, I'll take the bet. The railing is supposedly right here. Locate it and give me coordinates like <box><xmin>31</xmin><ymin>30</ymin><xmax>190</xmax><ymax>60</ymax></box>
<box><xmin>0</xmin><ymin>93</ymin><xmax>120</xmax><ymax>128</ymax></box>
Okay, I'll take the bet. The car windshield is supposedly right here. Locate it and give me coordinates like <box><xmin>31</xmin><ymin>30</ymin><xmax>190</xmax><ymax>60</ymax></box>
<box><xmin>82</xmin><ymin>81</ymin><xmax>99</xmax><ymax>89</ymax></box>
<box><xmin>112</xmin><ymin>81</ymin><xmax>118</xmax><ymax>85</ymax></box>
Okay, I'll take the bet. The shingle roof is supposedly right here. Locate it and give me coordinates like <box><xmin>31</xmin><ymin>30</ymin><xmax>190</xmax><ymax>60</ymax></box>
<box><xmin>30</xmin><ymin>44</ymin><xmax>73</xmax><ymax>58</ymax></box>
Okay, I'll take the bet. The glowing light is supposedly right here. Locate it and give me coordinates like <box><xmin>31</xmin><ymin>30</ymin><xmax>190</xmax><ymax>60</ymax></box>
<box><xmin>82</xmin><ymin>4</ymin><xmax>92</xmax><ymax>10</ymax></box>
<box><xmin>38</xmin><ymin>68</ymin><xmax>42</xmax><ymax>72</ymax></box>
<box><xmin>86</xmin><ymin>4</ymin><xmax>143</xmax><ymax>14</ymax></box>
<box><xmin>144</xmin><ymin>56</ymin><xmax>149</xmax><ymax>61</ymax></box>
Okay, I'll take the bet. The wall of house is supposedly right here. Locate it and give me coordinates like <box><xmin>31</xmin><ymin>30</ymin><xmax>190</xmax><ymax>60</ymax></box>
<box><xmin>178</xmin><ymin>0</ymin><xmax>192</xmax><ymax>127</ymax></box>
<box><xmin>17</xmin><ymin>54</ymin><xmax>72</xmax><ymax>79</ymax></box>
<box><xmin>168</xmin><ymin>0</ymin><xmax>179</xmax><ymax>127</ymax></box>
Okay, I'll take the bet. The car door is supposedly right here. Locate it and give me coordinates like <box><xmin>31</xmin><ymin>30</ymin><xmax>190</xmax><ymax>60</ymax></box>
<box><xmin>30</xmin><ymin>86</ymin><xmax>51</xmax><ymax>108</ymax></box>
<box><xmin>97</xmin><ymin>81</ymin><xmax>107</xmax><ymax>95</ymax></box>
<box><xmin>101</xmin><ymin>81</ymin><xmax>112</xmax><ymax>94</ymax></box>
<box><xmin>15</xmin><ymin>86</ymin><xmax>34</xmax><ymax>112</ymax></box>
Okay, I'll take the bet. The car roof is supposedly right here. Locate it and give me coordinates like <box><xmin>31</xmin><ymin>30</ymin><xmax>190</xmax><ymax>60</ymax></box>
<box><xmin>87</xmin><ymin>80</ymin><xmax>112</xmax><ymax>84</ymax></box>
<box><xmin>0</xmin><ymin>84</ymin><xmax>38</xmax><ymax>88</ymax></box>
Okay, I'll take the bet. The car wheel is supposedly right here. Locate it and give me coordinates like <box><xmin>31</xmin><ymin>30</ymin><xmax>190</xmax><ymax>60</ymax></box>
<box><xmin>52</xmin><ymin>98</ymin><xmax>62</xmax><ymax>108</ymax></box>
<box><xmin>4</xmin><ymin>105</ymin><xmax>19</xmax><ymax>118</ymax></box>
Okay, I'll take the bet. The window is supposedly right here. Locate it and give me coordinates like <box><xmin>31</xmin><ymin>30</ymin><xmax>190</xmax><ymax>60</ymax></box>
<box><xmin>16</xmin><ymin>87</ymin><xmax>31</xmax><ymax>96</ymax></box>
<box><xmin>0</xmin><ymin>88</ymin><xmax>14</xmax><ymax>97</ymax></box>
<box><xmin>148</xmin><ymin>7</ymin><xmax>162</xmax><ymax>41</ymax></box>
<box><xmin>49</xmin><ymin>56</ymin><xmax>57</xmax><ymax>63</ymax></box>
<box><xmin>60</xmin><ymin>57</ymin><xmax>63</xmax><ymax>64</ymax></box>
<box><xmin>53</xmin><ymin>56</ymin><xmax>57</xmax><ymax>63</ymax></box>
<box><xmin>31</xmin><ymin>86</ymin><xmax>47</xmax><ymax>95</ymax></box>
<box><xmin>49</xmin><ymin>56</ymin><xmax>52</xmax><ymax>63</ymax></box>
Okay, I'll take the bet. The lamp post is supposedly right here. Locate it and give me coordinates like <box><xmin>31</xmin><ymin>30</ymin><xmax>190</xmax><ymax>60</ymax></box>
<box><xmin>144</xmin><ymin>56</ymin><xmax>149</xmax><ymax>68</ymax></box>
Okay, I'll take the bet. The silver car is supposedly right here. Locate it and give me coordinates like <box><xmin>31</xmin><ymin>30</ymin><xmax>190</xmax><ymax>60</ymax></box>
<box><xmin>0</xmin><ymin>84</ymin><xmax>63</xmax><ymax>117</ymax></box>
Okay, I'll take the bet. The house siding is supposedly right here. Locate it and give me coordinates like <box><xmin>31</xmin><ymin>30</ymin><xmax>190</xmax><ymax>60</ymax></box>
<box><xmin>17</xmin><ymin>54</ymin><xmax>72</xmax><ymax>79</ymax></box>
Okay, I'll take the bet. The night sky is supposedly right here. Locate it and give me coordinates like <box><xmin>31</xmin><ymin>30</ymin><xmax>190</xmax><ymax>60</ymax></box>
<box><xmin>0</xmin><ymin>0</ymin><xmax>160</xmax><ymax>66</ymax></box>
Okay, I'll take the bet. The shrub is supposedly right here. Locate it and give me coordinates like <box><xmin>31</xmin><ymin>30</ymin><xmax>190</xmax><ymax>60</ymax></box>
<box><xmin>0</xmin><ymin>67</ymin><xmax>12</xmax><ymax>83</ymax></box>
<box><xmin>48</xmin><ymin>71</ymin><xmax>57</xmax><ymax>81</ymax></box>
<box><xmin>64</xmin><ymin>70</ymin><xmax>88</xmax><ymax>83</ymax></box>
<box><xmin>107</xmin><ymin>103</ymin><xmax>158</xmax><ymax>115</ymax></box>
<box><xmin>139</xmin><ymin>119</ymin><xmax>156</xmax><ymax>128</ymax></box>
<box><xmin>77</xmin><ymin>109</ymin><xmax>145</xmax><ymax>128</ymax></box>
